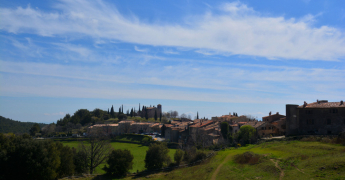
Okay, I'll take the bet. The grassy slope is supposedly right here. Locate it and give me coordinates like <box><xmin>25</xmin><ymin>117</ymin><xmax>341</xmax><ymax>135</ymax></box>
<box><xmin>127</xmin><ymin>141</ymin><xmax>345</xmax><ymax>180</ymax></box>
<box><xmin>62</xmin><ymin>141</ymin><xmax>176</xmax><ymax>174</ymax></box>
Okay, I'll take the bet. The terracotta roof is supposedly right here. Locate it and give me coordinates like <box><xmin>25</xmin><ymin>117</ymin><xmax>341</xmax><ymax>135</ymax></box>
<box><xmin>298</xmin><ymin>101</ymin><xmax>345</xmax><ymax>108</ymax></box>
<box><xmin>238</xmin><ymin>122</ymin><xmax>247</xmax><ymax>124</ymax></box>
<box><xmin>189</xmin><ymin>120</ymin><xmax>213</xmax><ymax>127</ymax></box>
<box><xmin>244</xmin><ymin>121</ymin><xmax>266</xmax><ymax>128</ymax></box>
<box><xmin>164</xmin><ymin>124</ymin><xmax>174</xmax><ymax>127</ymax></box>
<box><xmin>89</xmin><ymin>124</ymin><xmax>118</xmax><ymax>128</ymax></box>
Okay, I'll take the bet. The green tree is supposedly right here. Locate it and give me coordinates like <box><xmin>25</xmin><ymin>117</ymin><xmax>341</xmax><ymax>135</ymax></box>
<box><xmin>220</xmin><ymin>122</ymin><xmax>229</xmax><ymax>139</ymax></box>
<box><xmin>174</xmin><ymin>149</ymin><xmax>184</xmax><ymax>165</ymax></box>
<box><xmin>144</xmin><ymin>143</ymin><xmax>171</xmax><ymax>170</ymax></box>
<box><xmin>237</xmin><ymin>125</ymin><xmax>256</xmax><ymax>145</ymax></box>
<box><xmin>29</xmin><ymin>123</ymin><xmax>41</xmax><ymax>136</ymax></box>
<box><xmin>73</xmin><ymin>150</ymin><xmax>89</xmax><ymax>174</ymax></box>
<box><xmin>56</xmin><ymin>142</ymin><xmax>75</xmax><ymax>178</ymax></box>
<box><xmin>79</xmin><ymin>129</ymin><xmax>113</xmax><ymax>174</ymax></box>
<box><xmin>103</xmin><ymin>149</ymin><xmax>134</xmax><ymax>177</ymax></box>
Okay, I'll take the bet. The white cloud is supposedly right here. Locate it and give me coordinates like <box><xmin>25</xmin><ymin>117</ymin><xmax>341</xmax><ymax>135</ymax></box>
<box><xmin>1</xmin><ymin>1</ymin><xmax>344</xmax><ymax>61</ymax></box>
<box><xmin>134</xmin><ymin>46</ymin><xmax>148</xmax><ymax>53</ymax></box>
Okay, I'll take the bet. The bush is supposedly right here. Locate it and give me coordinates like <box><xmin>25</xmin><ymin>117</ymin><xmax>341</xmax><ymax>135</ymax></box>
<box><xmin>234</xmin><ymin>151</ymin><xmax>262</xmax><ymax>165</ymax></box>
<box><xmin>145</xmin><ymin>143</ymin><xmax>171</xmax><ymax>170</ymax></box>
<box><xmin>174</xmin><ymin>149</ymin><xmax>184</xmax><ymax>165</ymax></box>
<box><xmin>103</xmin><ymin>149</ymin><xmax>134</xmax><ymax>177</ymax></box>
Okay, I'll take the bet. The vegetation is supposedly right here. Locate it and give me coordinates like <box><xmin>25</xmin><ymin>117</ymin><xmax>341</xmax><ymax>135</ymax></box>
<box><xmin>103</xmin><ymin>149</ymin><xmax>134</xmax><ymax>177</ymax></box>
<box><xmin>145</xmin><ymin>143</ymin><xmax>171</xmax><ymax>170</ymax></box>
<box><xmin>123</xmin><ymin>140</ymin><xmax>345</xmax><ymax>180</ymax></box>
<box><xmin>29</xmin><ymin>123</ymin><xmax>41</xmax><ymax>136</ymax></box>
<box><xmin>0</xmin><ymin>133</ymin><xmax>82</xmax><ymax>180</ymax></box>
<box><xmin>61</xmin><ymin>140</ymin><xmax>176</xmax><ymax>173</ymax></box>
<box><xmin>0</xmin><ymin>116</ymin><xmax>46</xmax><ymax>134</ymax></box>
<box><xmin>237</xmin><ymin>125</ymin><xmax>257</xmax><ymax>145</ymax></box>
<box><xmin>79</xmin><ymin>130</ymin><xmax>113</xmax><ymax>174</ymax></box>
<box><xmin>174</xmin><ymin>149</ymin><xmax>184</xmax><ymax>165</ymax></box>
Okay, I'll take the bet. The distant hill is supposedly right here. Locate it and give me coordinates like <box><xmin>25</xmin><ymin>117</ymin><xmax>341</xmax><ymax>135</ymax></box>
<box><xmin>0</xmin><ymin>116</ymin><xmax>46</xmax><ymax>134</ymax></box>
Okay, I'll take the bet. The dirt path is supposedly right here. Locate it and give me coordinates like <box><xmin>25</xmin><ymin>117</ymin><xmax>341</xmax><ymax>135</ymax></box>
<box><xmin>210</xmin><ymin>154</ymin><xmax>232</xmax><ymax>180</ymax></box>
<box><xmin>270</xmin><ymin>159</ymin><xmax>284</xmax><ymax>180</ymax></box>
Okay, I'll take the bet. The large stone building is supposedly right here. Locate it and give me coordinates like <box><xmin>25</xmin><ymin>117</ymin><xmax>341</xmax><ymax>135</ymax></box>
<box><xmin>140</xmin><ymin>104</ymin><xmax>162</xmax><ymax>119</ymax></box>
<box><xmin>286</xmin><ymin>100</ymin><xmax>345</xmax><ymax>136</ymax></box>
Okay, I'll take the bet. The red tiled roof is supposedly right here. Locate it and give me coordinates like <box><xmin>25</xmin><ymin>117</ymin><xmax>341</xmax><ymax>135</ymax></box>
<box><xmin>298</xmin><ymin>101</ymin><xmax>345</xmax><ymax>108</ymax></box>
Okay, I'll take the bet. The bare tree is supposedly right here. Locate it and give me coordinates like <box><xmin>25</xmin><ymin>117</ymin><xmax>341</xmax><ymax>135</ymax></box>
<box><xmin>79</xmin><ymin>128</ymin><xmax>113</xmax><ymax>174</ymax></box>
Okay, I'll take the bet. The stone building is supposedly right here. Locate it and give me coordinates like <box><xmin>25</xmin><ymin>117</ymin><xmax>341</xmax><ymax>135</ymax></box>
<box><xmin>256</xmin><ymin>112</ymin><xmax>286</xmax><ymax>137</ymax></box>
<box><xmin>140</xmin><ymin>104</ymin><xmax>162</xmax><ymax>119</ymax></box>
<box><xmin>286</xmin><ymin>100</ymin><xmax>345</xmax><ymax>136</ymax></box>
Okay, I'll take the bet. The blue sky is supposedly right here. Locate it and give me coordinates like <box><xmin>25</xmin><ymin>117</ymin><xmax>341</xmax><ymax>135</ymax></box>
<box><xmin>0</xmin><ymin>0</ymin><xmax>344</xmax><ymax>123</ymax></box>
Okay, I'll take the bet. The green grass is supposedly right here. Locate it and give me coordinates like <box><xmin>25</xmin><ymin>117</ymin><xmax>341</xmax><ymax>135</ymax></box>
<box><xmin>61</xmin><ymin>141</ymin><xmax>176</xmax><ymax>174</ymax></box>
<box><xmin>123</xmin><ymin>141</ymin><xmax>345</xmax><ymax>180</ymax></box>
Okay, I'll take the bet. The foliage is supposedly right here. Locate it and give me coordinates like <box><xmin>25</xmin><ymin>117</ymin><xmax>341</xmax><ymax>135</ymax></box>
<box><xmin>118</xmin><ymin>114</ymin><xmax>127</xmax><ymax>121</ymax></box>
<box><xmin>0</xmin><ymin>133</ymin><xmax>77</xmax><ymax>180</ymax></box>
<box><xmin>29</xmin><ymin>123</ymin><xmax>41</xmax><ymax>136</ymax></box>
<box><xmin>79</xmin><ymin>129</ymin><xmax>113</xmax><ymax>174</ymax></box>
<box><xmin>220</xmin><ymin>122</ymin><xmax>229</xmax><ymax>139</ymax></box>
<box><xmin>74</xmin><ymin>150</ymin><xmax>89</xmax><ymax>174</ymax></box>
<box><xmin>234</xmin><ymin>151</ymin><xmax>262</xmax><ymax>165</ymax></box>
<box><xmin>145</xmin><ymin>143</ymin><xmax>171</xmax><ymax>170</ymax></box>
<box><xmin>174</xmin><ymin>149</ymin><xmax>184</xmax><ymax>165</ymax></box>
<box><xmin>103</xmin><ymin>149</ymin><xmax>134</xmax><ymax>177</ymax></box>
<box><xmin>237</xmin><ymin>125</ymin><xmax>257</xmax><ymax>145</ymax></box>
<box><xmin>0</xmin><ymin>116</ymin><xmax>46</xmax><ymax>134</ymax></box>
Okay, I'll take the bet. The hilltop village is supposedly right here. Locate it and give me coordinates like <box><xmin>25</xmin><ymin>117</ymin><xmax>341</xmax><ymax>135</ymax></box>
<box><xmin>89</xmin><ymin>100</ymin><xmax>345</xmax><ymax>146</ymax></box>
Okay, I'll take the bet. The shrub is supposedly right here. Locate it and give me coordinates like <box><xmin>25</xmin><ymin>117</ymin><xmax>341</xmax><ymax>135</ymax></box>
<box><xmin>174</xmin><ymin>149</ymin><xmax>184</xmax><ymax>165</ymax></box>
<box><xmin>103</xmin><ymin>149</ymin><xmax>134</xmax><ymax>177</ymax></box>
<box><xmin>234</xmin><ymin>151</ymin><xmax>262</xmax><ymax>165</ymax></box>
<box><xmin>145</xmin><ymin>143</ymin><xmax>171</xmax><ymax>170</ymax></box>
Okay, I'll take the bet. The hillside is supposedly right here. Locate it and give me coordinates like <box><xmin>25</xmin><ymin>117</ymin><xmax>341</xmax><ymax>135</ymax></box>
<box><xmin>0</xmin><ymin>116</ymin><xmax>46</xmax><ymax>134</ymax></box>
<box><xmin>125</xmin><ymin>140</ymin><xmax>345</xmax><ymax>180</ymax></box>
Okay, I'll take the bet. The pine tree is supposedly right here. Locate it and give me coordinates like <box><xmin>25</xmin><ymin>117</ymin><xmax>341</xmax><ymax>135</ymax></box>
<box><xmin>197</xmin><ymin>111</ymin><xmax>199</xmax><ymax>119</ymax></box>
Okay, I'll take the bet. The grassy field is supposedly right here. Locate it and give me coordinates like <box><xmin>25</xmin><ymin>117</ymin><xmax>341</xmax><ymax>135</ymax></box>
<box><xmin>121</xmin><ymin>140</ymin><xmax>345</xmax><ymax>180</ymax></box>
<box><xmin>61</xmin><ymin>141</ymin><xmax>176</xmax><ymax>174</ymax></box>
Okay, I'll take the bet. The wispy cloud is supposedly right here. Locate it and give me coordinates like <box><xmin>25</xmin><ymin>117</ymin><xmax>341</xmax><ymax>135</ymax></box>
<box><xmin>1</xmin><ymin>1</ymin><xmax>344</xmax><ymax>61</ymax></box>
<box><xmin>134</xmin><ymin>46</ymin><xmax>148</xmax><ymax>53</ymax></box>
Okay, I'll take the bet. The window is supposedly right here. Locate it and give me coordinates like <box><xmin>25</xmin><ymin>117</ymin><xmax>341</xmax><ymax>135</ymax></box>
<box><xmin>261</xmin><ymin>127</ymin><xmax>264</xmax><ymax>130</ymax></box>
<box><xmin>327</xmin><ymin>119</ymin><xmax>331</xmax><ymax>125</ymax></box>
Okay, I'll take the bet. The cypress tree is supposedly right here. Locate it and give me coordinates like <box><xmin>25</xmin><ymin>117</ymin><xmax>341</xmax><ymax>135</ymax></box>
<box><xmin>119</xmin><ymin>107</ymin><xmax>121</xmax><ymax>114</ymax></box>
<box><xmin>197</xmin><ymin>111</ymin><xmax>199</xmax><ymax>119</ymax></box>
<box><xmin>139</xmin><ymin>103</ymin><xmax>141</xmax><ymax>112</ymax></box>
<box><xmin>108</xmin><ymin>108</ymin><xmax>109</xmax><ymax>114</ymax></box>
<box><xmin>159</xmin><ymin>112</ymin><xmax>162</xmax><ymax>122</ymax></box>
<box><xmin>122</xmin><ymin>105</ymin><xmax>124</xmax><ymax>114</ymax></box>
<box><xmin>154</xmin><ymin>110</ymin><xmax>157</xmax><ymax>121</ymax></box>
